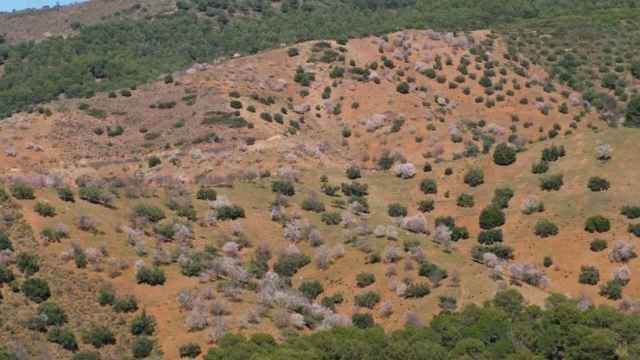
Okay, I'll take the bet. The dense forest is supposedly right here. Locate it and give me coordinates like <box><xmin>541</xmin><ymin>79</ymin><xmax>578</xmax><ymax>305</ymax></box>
<box><xmin>0</xmin><ymin>0</ymin><xmax>638</xmax><ymax>118</ymax></box>
<box><xmin>203</xmin><ymin>290</ymin><xmax>638</xmax><ymax>360</ymax></box>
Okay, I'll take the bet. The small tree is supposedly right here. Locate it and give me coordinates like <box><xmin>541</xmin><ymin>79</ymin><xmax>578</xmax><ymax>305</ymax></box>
<box><xmin>131</xmin><ymin>311</ymin><xmax>156</xmax><ymax>336</ymax></box>
<box><xmin>396</xmin><ymin>82</ymin><xmax>410</xmax><ymax>94</ymax></box>
<box><xmin>540</xmin><ymin>174</ymin><xmax>563</xmax><ymax>191</ymax></box>
<box><xmin>600</xmin><ymin>280</ymin><xmax>623</xmax><ymax>300</ymax></box>
<box><xmin>132</xmin><ymin>337</ymin><xmax>153</xmax><ymax>358</ymax></box>
<box><xmin>272</xmin><ymin>181</ymin><xmax>295</xmax><ymax>196</ymax></box>
<box><xmin>179</xmin><ymin>343</ymin><xmax>202</xmax><ymax>358</ymax></box>
<box><xmin>136</xmin><ymin>266</ymin><xmax>166</xmax><ymax>286</ymax></box>
<box><xmin>590</xmin><ymin>239</ymin><xmax>608</xmax><ymax>252</ymax></box>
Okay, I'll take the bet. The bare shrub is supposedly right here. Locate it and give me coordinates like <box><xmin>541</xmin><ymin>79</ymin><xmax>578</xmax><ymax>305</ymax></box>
<box><xmin>404</xmin><ymin>311</ymin><xmax>424</xmax><ymax>327</ymax></box>
<box><xmin>383</xmin><ymin>246</ymin><xmax>402</xmax><ymax>263</ymax></box>
<box><xmin>595</xmin><ymin>143</ymin><xmax>613</xmax><ymax>161</ymax></box>
<box><xmin>609</xmin><ymin>240</ymin><xmax>637</xmax><ymax>263</ymax></box>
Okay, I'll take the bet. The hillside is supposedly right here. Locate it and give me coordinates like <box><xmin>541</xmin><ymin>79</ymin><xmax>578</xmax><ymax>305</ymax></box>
<box><xmin>2</xmin><ymin>1</ymin><xmax>640</xmax><ymax>360</ymax></box>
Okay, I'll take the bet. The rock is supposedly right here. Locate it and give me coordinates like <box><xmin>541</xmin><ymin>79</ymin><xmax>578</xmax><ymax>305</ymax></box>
<box><xmin>293</xmin><ymin>104</ymin><xmax>310</xmax><ymax>114</ymax></box>
<box><xmin>374</xmin><ymin>225</ymin><xmax>386</xmax><ymax>238</ymax></box>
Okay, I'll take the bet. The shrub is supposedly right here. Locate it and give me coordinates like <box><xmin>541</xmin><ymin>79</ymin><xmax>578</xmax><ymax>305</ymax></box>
<box><xmin>419</xmin><ymin>261</ymin><xmax>448</xmax><ymax>284</ymax></box>
<box><xmin>38</xmin><ymin>302</ymin><xmax>68</xmax><ymax>326</ymax></box>
<box><xmin>11</xmin><ymin>183</ymin><xmax>35</xmax><ymax>200</ymax></box>
<box><xmin>0</xmin><ymin>266</ymin><xmax>15</xmax><ymax>284</ymax></box>
<box><xmin>457</xmin><ymin>193</ymin><xmax>475</xmax><ymax>208</ymax></box>
<box><xmin>625</xmin><ymin>96</ymin><xmax>640</xmax><ymax>127</ymax></box>
<box><xmin>531</xmin><ymin>160</ymin><xmax>549</xmax><ymax>174</ymax></box>
<box><xmin>534</xmin><ymin>219</ymin><xmax>559</xmax><ymax>238</ymax></box>
<box><xmin>588</xmin><ymin>177</ymin><xmax>610</xmax><ymax>192</ymax></box>
<box><xmin>34</xmin><ymin>202</ymin><xmax>56</xmax><ymax>217</ymax></box>
<box><xmin>628</xmin><ymin>223</ymin><xmax>640</xmax><ymax>237</ymax></box>
<box><xmin>341</xmin><ymin>182</ymin><xmax>368</xmax><ymax>197</ymax></box>
<box><xmin>493</xmin><ymin>143</ymin><xmax>517</xmax><ymax>166</ymax></box>
<box><xmin>299</xmin><ymin>280</ymin><xmax>324</xmax><ymax>300</ymax></box>
<box><xmin>57</xmin><ymin>187</ymin><xmax>75</xmax><ymax>202</ymax></box>
<box><xmin>287</xmin><ymin>47</ymin><xmax>299</xmax><ymax>57</ymax></box>
<box><xmin>216</xmin><ymin>205</ymin><xmax>245</xmax><ymax>220</ymax></box>
<box><xmin>48</xmin><ymin>327</ymin><xmax>79</xmax><ymax>351</ymax></box>
<box><xmin>600</xmin><ymin>280</ymin><xmax>623</xmax><ymax>300</ymax></box>
<box><xmin>352</xmin><ymin>313</ymin><xmax>375</xmax><ymax>329</ymax></box>
<box><xmin>387</xmin><ymin>203</ymin><xmax>408</xmax><ymax>217</ymax></box>
<box><xmin>22</xmin><ymin>278</ymin><xmax>51</xmax><ymax>303</ymax></box>
<box><xmin>272</xmin><ymin>181</ymin><xmax>295</xmax><ymax>196</ymax></box>
<box><xmin>72</xmin><ymin>352</ymin><xmax>100</xmax><ymax>360</ymax></box>
<box><xmin>404</xmin><ymin>282</ymin><xmax>431</xmax><ymax>298</ymax></box>
<box><xmin>541</xmin><ymin>145</ymin><xmax>565</xmax><ymax>162</ymax></box>
<box><xmin>134</xmin><ymin>204</ymin><xmax>165</xmax><ymax>223</ymax></box>
<box><xmin>301</xmin><ymin>197</ymin><xmax>325</xmax><ymax>213</ymax></box>
<box><xmin>579</xmin><ymin>266</ymin><xmax>600</xmax><ymax>285</ymax></box>
<box><xmin>148</xmin><ymin>156</ymin><xmax>161</xmax><ymax>168</ymax></box>
<box><xmin>464</xmin><ymin>168</ymin><xmax>484</xmax><ymax>187</ymax></box>
<box><xmin>543</xmin><ymin>256</ymin><xmax>553</xmax><ymax>268</ymax></box>
<box><xmin>113</xmin><ymin>296</ymin><xmax>138</xmax><ymax>313</ymax></box>
<box><xmin>345</xmin><ymin>165</ymin><xmax>361</xmax><ymax>179</ymax></box>
<box><xmin>396</xmin><ymin>82</ymin><xmax>410</xmax><ymax>94</ymax></box>
<box><xmin>420</xmin><ymin>179</ymin><xmax>437</xmax><ymax>194</ymax></box>
<box><xmin>356</xmin><ymin>272</ymin><xmax>376</xmax><ymax>288</ymax></box>
<box><xmin>274</xmin><ymin>254</ymin><xmax>311</xmax><ymax>277</ymax></box>
<box><xmin>136</xmin><ymin>266</ymin><xmax>166</xmax><ymax>286</ymax></box>
<box><xmin>621</xmin><ymin>206</ymin><xmax>640</xmax><ymax>219</ymax></box>
<box><xmin>0</xmin><ymin>231</ymin><xmax>12</xmax><ymax>251</ymax></box>
<box><xmin>321</xmin><ymin>212</ymin><xmax>341</xmax><ymax>225</ymax></box>
<box><xmin>179</xmin><ymin>343</ymin><xmax>202</xmax><ymax>358</ymax></box>
<box><xmin>132</xmin><ymin>337</ymin><xmax>154</xmax><ymax>358</ymax></box>
<box><xmin>478</xmin><ymin>229</ymin><xmax>503</xmax><ymax>245</ymax></box>
<box><xmin>590</xmin><ymin>239</ymin><xmax>608</xmax><ymax>252</ymax></box>
<box><xmin>492</xmin><ymin>187</ymin><xmax>514</xmax><ymax>209</ymax></box>
<box><xmin>98</xmin><ymin>287</ymin><xmax>116</xmax><ymax>306</ymax></box>
<box><xmin>539</xmin><ymin>174</ymin><xmax>563</xmax><ymax>191</ymax></box>
<box><xmin>417</xmin><ymin>199</ymin><xmax>435</xmax><ymax>213</ymax></box>
<box><xmin>585</xmin><ymin>215</ymin><xmax>611</xmax><ymax>233</ymax></box>
<box><xmin>479</xmin><ymin>206</ymin><xmax>505</xmax><ymax>230</ymax></box>
<box><xmin>131</xmin><ymin>311</ymin><xmax>156</xmax><ymax>336</ymax></box>
<box><xmin>78</xmin><ymin>186</ymin><xmax>114</xmax><ymax>207</ymax></box>
<box><xmin>17</xmin><ymin>252</ymin><xmax>40</xmax><ymax>275</ymax></box>
<box><xmin>354</xmin><ymin>291</ymin><xmax>380</xmax><ymax>309</ymax></box>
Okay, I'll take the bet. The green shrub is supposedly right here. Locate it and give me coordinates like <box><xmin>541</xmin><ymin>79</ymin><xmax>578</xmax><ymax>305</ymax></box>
<box><xmin>404</xmin><ymin>282</ymin><xmax>431</xmax><ymax>298</ymax></box>
<box><xmin>179</xmin><ymin>343</ymin><xmax>202</xmax><ymax>358</ymax></box>
<box><xmin>148</xmin><ymin>156</ymin><xmax>162</xmax><ymax>168</ymax></box>
<box><xmin>299</xmin><ymin>280</ymin><xmax>324</xmax><ymax>300</ymax></box>
<box><xmin>417</xmin><ymin>199</ymin><xmax>435</xmax><ymax>213</ymax></box>
<box><xmin>491</xmin><ymin>187</ymin><xmax>514</xmax><ymax>209</ymax></box>
<box><xmin>541</xmin><ymin>145</ymin><xmax>565</xmax><ymax>162</ymax></box>
<box><xmin>419</xmin><ymin>261</ymin><xmax>448</xmax><ymax>284</ymax></box>
<box><xmin>78</xmin><ymin>186</ymin><xmax>114</xmax><ymax>207</ymax></box>
<box><xmin>579</xmin><ymin>266</ymin><xmax>600</xmax><ymax>285</ymax></box>
<box><xmin>534</xmin><ymin>219</ymin><xmax>559</xmax><ymax>238</ymax></box>
<box><xmin>396</xmin><ymin>82</ymin><xmax>410</xmax><ymax>94</ymax></box>
<box><xmin>287</xmin><ymin>47</ymin><xmax>299</xmax><ymax>57</ymax></box>
<box><xmin>621</xmin><ymin>206</ymin><xmax>640</xmax><ymax>219</ymax></box>
<box><xmin>216</xmin><ymin>205</ymin><xmax>245</xmax><ymax>220</ymax></box>
<box><xmin>600</xmin><ymin>280</ymin><xmax>623</xmax><ymax>300</ymax></box>
<box><xmin>113</xmin><ymin>295</ymin><xmax>138</xmax><ymax>313</ymax></box>
<box><xmin>98</xmin><ymin>287</ymin><xmax>116</xmax><ymax>306</ymax></box>
<box><xmin>38</xmin><ymin>302</ymin><xmax>68</xmax><ymax>326</ymax></box>
<box><xmin>48</xmin><ymin>328</ymin><xmax>78</xmax><ymax>351</ymax></box>
<box><xmin>585</xmin><ymin>215</ymin><xmax>611</xmax><ymax>233</ymax></box>
<box><xmin>301</xmin><ymin>197</ymin><xmax>325</xmax><ymax>213</ymax></box>
<box><xmin>341</xmin><ymin>182</ymin><xmax>368</xmax><ymax>197</ymax></box>
<box><xmin>0</xmin><ymin>266</ymin><xmax>15</xmax><ymax>284</ymax></box>
<box><xmin>540</xmin><ymin>174</ymin><xmax>563</xmax><ymax>191</ymax></box>
<box><xmin>387</xmin><ymin>203</ymin><xmax>408</xmax><ymax>217</ymax></box>
<box><xmin>57</xmin><ymin>187</ymin><xmax>75</xmax><ymax>202</ymax></box>
<box><xmin>478</xmin><ymin>229</ymin><xmax>503</xmax><ymax>245</ymax></box>
<box><xmin>132</xmin><ymin>337</ymin><xmax>154</xmax><ymax>358</ymax></box>
<box><xmin>464</xmin><ymin>168</ymin><xmax>484</xmax><ymax>187</ymax></box>
<box><xmin>136</xmin><ymin>266</ymin><xmax>166</xmax><ymax>286</ymax></box>
<box><xmin>628</xmin><ymin>223</ymin><xmax>640</xmax><ymax>237</ymax></box>
<box><xmin>34</xmin><ymin>202</ymin><xmax>56</xmax><ymax>217</ymax></box>
<box><xmin>543</xmin><ymin>256</ymin><xmax>553</xmax><ymax>268</ymax></box>
<box><xmin>354</xmin><ymin>291</ymin><xmax>380</xmax><ymax>309</ymax></box>
<box><xmin>22</xmin><ymin>278</ymin><xmax>51</xmax><ymax>303</ymax></box>
<box><xmin>196</xmin><ymin>188</ymin><xmax>217</xmax><ymax>201</ymax></box>
<box><xmin>131</xmin><ymin>311</ymin><xmax>156</xmax><ymax>336</ymax></box>
<box><xmin>0</xmin><ymin>231</ymin><xmax>13</xmax><ymax>251</ymax></box>
<box><xmin>590</xmin><ymin>239</ymin><xmax>608</xmax><ymax>252</ymax></box>
<box><xmin>321</xmin><ymin>212</ymin><xmax>341</xmax><ymax>225</ymax></box>
<box><xmin>345</xmin><ymin>165</ymin><xmax>361</xmax><ymax>179</ymax></box>
<box><xmin>11</xmin><ymin>183</ymin><xmax>35</xmax><ymax>200</ymax></box>
<box><xmin>352</xmin><ymin>313</ymin><xmax>375</xmax><ymax>329</ymax></box>
<box><xmin>274</xmin><ymin>254</ymin><xmax>311</xmax><ymax>277</ymax></box>
<box><xmin>272</xmin><ymin>181</ymin><xmax>295</xmax><ymax>196</ymax></box>
<box><xmin>457</xmin><ymin>193</ymin><xmax>475</xmax><ymax>208</ymax></box>
<box><xmin>588</xmin><ymin>177</ymin><xmax>610</xmax><ymax>192</ymax></box>
<box><xmin>17</xmin><ymin>252</ymin><xmax>40</xmax><ymax>276</ymax></box>
<box><xmin>531</xmin><ymin>160</ymin><xmax>549</xmax><ymax>174</ymax></box>
<box><xmin>72</xmin><ymin>352</ymin><xmax>100</xmax><ymax>360</ymax></box>
<box><xmin>420</xmin><ymin>179</ymin><xmax>437</xmax><ymax>194</ymax></box>
<box><xmin>134</xmin><ymin>204</ymin><xmax>165</xmax><ymax>223</ymax></box>
<box><xmin>356</xmin><ymin>272</ymin><xmax>375</xmax><ymax>288</ymax></box>
<box><xmin>479</xmin><ymin>206</ymin><xmax>505</xmax><ymax>230</ymax></box>
<box><xmin>493</xmin><ymin>143</ymin><xmax>517</xmax><ymax>166</ymax></box>
<box><xmin>83</xmin><ymin>325</ymin><xmax>116</xmax><ymax>348</ymax></box>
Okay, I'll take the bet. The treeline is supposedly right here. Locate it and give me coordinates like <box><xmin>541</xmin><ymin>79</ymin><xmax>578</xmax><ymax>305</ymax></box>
<box><xmin>203</xmin><ymin>290</ymin><xmax>639</xmax><ymax>360</ymax></box>
<box><xmin>0</xmin><ymin>0</ymin><xmax>636</xmax><ymax>118</ymax></box>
